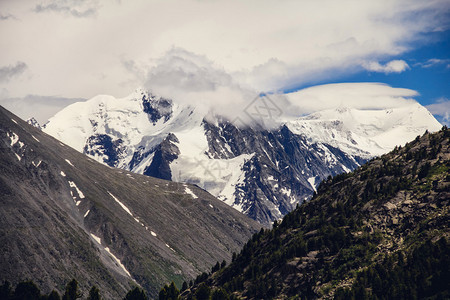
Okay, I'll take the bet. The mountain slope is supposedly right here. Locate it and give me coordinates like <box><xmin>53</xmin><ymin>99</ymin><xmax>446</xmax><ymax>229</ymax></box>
<box><xmin>0</xmin><ymin>106</ymin><xmax>260</xmax><ymax>298</ymax></box>
<box><xmin>287</xmin><ymin>104</ymin><xmax>441</xmax><ymax>158</ymax></box>
<box><xmin>180</xmin><ymin>127</ymin><xmax>449</xmax><ymax>299</ymax></box>
<box><xmin>42</xmin><ymin>90</ymin><xmax>440</xmax><ymax>226</ymax></box>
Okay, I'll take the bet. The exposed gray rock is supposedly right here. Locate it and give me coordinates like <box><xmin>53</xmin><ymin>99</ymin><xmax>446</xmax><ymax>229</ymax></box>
<box><xmin>0</xmin><ymin>106</ymin><xmax>260</xmax><ymax>298</ymax></box>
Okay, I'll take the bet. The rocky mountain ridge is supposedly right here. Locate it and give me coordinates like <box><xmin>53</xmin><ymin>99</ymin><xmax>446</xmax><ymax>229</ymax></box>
<box><xmin>180</xmin><ymin>127</ymin><xmax>449</xmax><ymax>299</ymax></box>
<box><xmin>42</xmin><ymin>90</ymin><xmax>441</xmax><ymax>226</ymax></box>
<box><xmin>0</xmin><ymin>106</ymin><xmax>260</xmax><ymax>298</ymax></box>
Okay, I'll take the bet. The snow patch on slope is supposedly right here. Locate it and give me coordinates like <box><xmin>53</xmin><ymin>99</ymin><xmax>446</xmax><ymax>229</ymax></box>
<box><xmin>91</xmin><ymin>233</ymin><xmax>101</xmax><ymax>244</ymax></box>
<box><xmin>104</xmin><ymin>247</ymin><xmax>132</xmax><ymax>278</ymax></box>
<box><xmin>68</xmin><ymin>181</ymin><xmax>85</xmax><ymax>199</ymax></box>
<box><xmin>307</xmin><ymin>177</ymin><xmax>317</xmax><ymax>192</ymax></box>
<box><xmin>107</xmin><ymin>191</ymin><xmax>133</xmax><ymax>217</ymax></box>
<box><xmin>184</xmin><ymin>185</ymin><xmax>198</xmax><ymax>199</ymax></box>
<box><xmin>32</xmin><ymin>160</ymin><xmax>42</xmax><ymax>167</ymax></box>
<box><xmin>8</xmin><ymin>132</ymin><xmax>19</xmax><ymax>146</ymax></box>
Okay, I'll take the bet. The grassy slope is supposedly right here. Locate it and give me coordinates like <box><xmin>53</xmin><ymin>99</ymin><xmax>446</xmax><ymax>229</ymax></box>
<box><xmin>0</xmin><ymin>106</ymin><xmax>261</xmax><ymax>298</ymax></box>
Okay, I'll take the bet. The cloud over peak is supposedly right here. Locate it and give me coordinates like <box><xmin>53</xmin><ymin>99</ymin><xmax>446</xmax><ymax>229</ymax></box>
<box><xmin>0</xmin><ymin>0</ymin><xmax>449</xmax><ymax>100</ymax></box>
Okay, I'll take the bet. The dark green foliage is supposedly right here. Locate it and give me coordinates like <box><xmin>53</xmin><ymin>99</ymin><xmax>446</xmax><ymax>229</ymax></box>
<box><xmin>211</xmin><ymin>288</ymin><xmax>229</xmax><ymax>300</ymax></box>
<box><xmin>158</xmin><ymin>282</ymin><xmax>179</xmax><ymax>300</ymax></box>
<box><xmin>335</xmin><ymin>238</ymin><xmax>449</xmax><ymax>300</ymax></box>
<box><xmin>62</xmin><ymin>279</ymin><xmax>81</xmax><ymax>300</ymax></box>
<box><xmin>0</xmin><ymin>280</ymin><xmax>154</xmax><ymax>300</ymax></box>
<box><xmin>418</xmin><ymin>162</ymin><xmax>431</xmax><ymax>179</ymax></box>
<box><xmin>123</xmin><ymin>287</ymin><xmax>147</xmax><ymax>300</ymax></box>
<box><xmin>87</xmin><ymin>286</ymin><xmax>100</xmax><ymax>300</ymax></box>
<box><xmin>181</xmin><ymin>282</ymin><xmax>188</xmax><ymax>292</ymax></box>
<box><xmin>47</xmin><ymin>291</ymin><xmax>61</xmax><ymax>300</ymax></box>
<box><xmin>13</xmin><ymin>281</ymin><xmax>41</xmax><ymax>300</ymax></box>
<box><xmin>194</xmin><ymin>283</ymin><xmax>210</xmax><ymax>300</ymax></box>
<box><xmin>194</xmin><ymin>273</ymin><xmax>208</xmax><ymax>285</ymax></box>
<box><xmin>0</xmin><ymin>281</ymin><xmax>12</xmax><ymax>300</ymax></box>
<box><xmin>211</xmin><ymin>262</ymin><xmax>221</xmax><ymax>273</ymax></box>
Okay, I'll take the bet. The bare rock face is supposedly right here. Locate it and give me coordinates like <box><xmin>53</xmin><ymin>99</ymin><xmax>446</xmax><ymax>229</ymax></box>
<box><xmin>181</xmin><ymin>127</ymin><xmax>449</xmax><ymax>299</ymax></box>
<box><xmin>0</xmin><ymin>106</ymin><xmax>260</xmax><ymax>298</ymax></box>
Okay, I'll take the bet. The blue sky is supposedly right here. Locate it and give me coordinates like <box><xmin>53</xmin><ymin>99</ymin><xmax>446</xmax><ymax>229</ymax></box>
<box><xmin>288</xmin><ymin>31</ymin><xmax>449</xmax><ymax>106</ymax></box>
<box><xmin>336</xmin><ymin>31</ymin><xmax>449</xmax><ymax>107</ymax></box>
<box><xmin>284</xmin><ymin>29</ymin><xmax>450</xmax><ymax>125</ymax></box>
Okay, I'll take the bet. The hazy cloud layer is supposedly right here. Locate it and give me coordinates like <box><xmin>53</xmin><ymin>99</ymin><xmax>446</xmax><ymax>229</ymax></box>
<box><xmin>0</xmin><ymin>13</ymin><xmax>17</xmax><ymax>21</ymax></box>
<box><xmin>0</xmin><ymin>95</ymin><xmax>86</xmax><ymax>124</ymax></box>
<box><xmin>34</xmin><ymin>0</ymin><xmax>98</xmax><ymax>18</ymax></box>
<box><xmin>426</xmin><ymin>98</ymin><xmax>450</xmax><ymax>126</ymax></box>
<box><xmin>0</xmin><ymin>62</ymin><xmax>28</xmax><ymax>83</ymax></box>
<box><xmin>143</xmin><ymin>48</ymin><xmax>262</xmax><ymax>123</ymax></box>
<box><xmin>140</xmin><ymin>49</ymin><xmax>423</xmax><ymax>125</ymax></box>
<box><xmin>284</xmin><ymin>82</ymin><xmax>420</xmax><ymax>117</ymax></box>
<box><xmin>1</xmin><ymin>0</ymin><xmax>448</xmax><ymax>100</ymax></box>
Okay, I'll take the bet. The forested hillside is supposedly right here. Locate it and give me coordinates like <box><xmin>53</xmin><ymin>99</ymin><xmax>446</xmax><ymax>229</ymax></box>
<box><xmin>177</xmin><ymin>127</ymin><xmax>449</xmax><ymax>299</ymax></box>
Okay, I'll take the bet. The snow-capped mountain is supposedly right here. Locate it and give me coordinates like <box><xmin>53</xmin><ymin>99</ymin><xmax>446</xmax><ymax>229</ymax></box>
<box><xmin>43</xmin><ymin>89</ymin><xmax>441</xmax><ymax>226</ymax></box>
<box><xmin>286</xmin><ymin>104</ymin><xmax>442</xmax><ymax>158</ymax></box>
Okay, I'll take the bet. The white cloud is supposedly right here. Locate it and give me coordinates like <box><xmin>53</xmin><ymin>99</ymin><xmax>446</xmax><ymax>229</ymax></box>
<box><xmin>284</xmin><ymin>82</ymin><xmax>419</xmax><ymax>116</ymax></box>
<box><xmin>143</xmin><ymin>48</ymin><xmax>268</xmax><ymax>124</ymax></box>
<box><xmin>33</xmin><ymin>0</ymin><xmax>99</xmax><ymax>18</ymax></box>
<box><xmin>0</xmin><ymin>13</ymin><xmax>17</xmax><ymax>21</ymax></box>
<box><xmin>426</xmin><ymin>98</ymin><xmax>450</xmax><ymax>126</ymax></box>
<box><xmin>362</xmin><ymin>60</ymin><xmax>410</xmax><ymax>74</ymax></box>
<box><xmin>414</xmin><ymin>58</ymin><xmax>450</xmax><ymax>68</ymax></box>
<box><xmin>143</xmin><ymin>51</ymin><xmax>422</xmax><ymax>125</ymax></box>
<box><xmin>0</xmin><ymin>62</ymin><xmax>28</xmax><ymax>82</ymax></box>
<box><xmin>0</xmin><ymin>0</ymin><xmax>448</xmax><ymax>101</ymax></box>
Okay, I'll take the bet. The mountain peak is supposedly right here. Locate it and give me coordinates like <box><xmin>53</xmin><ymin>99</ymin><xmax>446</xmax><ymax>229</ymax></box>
<box><xmin>43</xmin><ymin>90</ymin><xmax>442</xmax><ymax>225</ymax></box>
<box><xmin>287</xmin><ymin>102</ymin><xmax>442</xmax><ymax>158</ymax></box>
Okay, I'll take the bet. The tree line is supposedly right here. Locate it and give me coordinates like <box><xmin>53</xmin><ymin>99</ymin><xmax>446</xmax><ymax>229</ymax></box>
<box><xmin>0</xmin><ymin>279</ymin><xmax>148</xmax><ymax>300</ymax></box>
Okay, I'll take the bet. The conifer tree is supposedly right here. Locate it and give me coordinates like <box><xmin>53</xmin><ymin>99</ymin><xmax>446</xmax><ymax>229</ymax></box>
<box><xmin>62</xmin><ymin>279</ymin><xmax>82</xmax><ymax>300</ymax></box>
<box><xmin>194</xmin><ymin>283</ymin><xmax>211</xmax><ymax>300</ymax></box>
<box><xmin>211</xmin><ymin>288</ymin><xmax>230</xmax><ymax>300</ymax></box>
<box><xmin>87</xmin><ymin>286</ymin><xmax>101</xmax><ymax>300</ymax></box>
<box><xmin>0</xmin><ymin>281</ymin><xmax>12</xmax><ymax>300</ymax></box>
<box><xmin>123</xmin><ymin>287</ymin><xmax>147</xmax><ymax>300</ymax></box>
<box><xmin>181</xmin><ymin>281</ymin><xmax>188</xmax><ymax>292</ymax></box>
<box><xmin>13</xmin><ymin>280</ymin><xmax>41</xmax><ymax>300</ymax></box>
<box><xmin>158</xmin><ymin>282</ymin><xmax>179</xmax><ymax>300</ymax></box>
<box><xmin>47</xmin><ymin>290</ymin><xmax>61</xmax><ymax>300</ymax></box>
